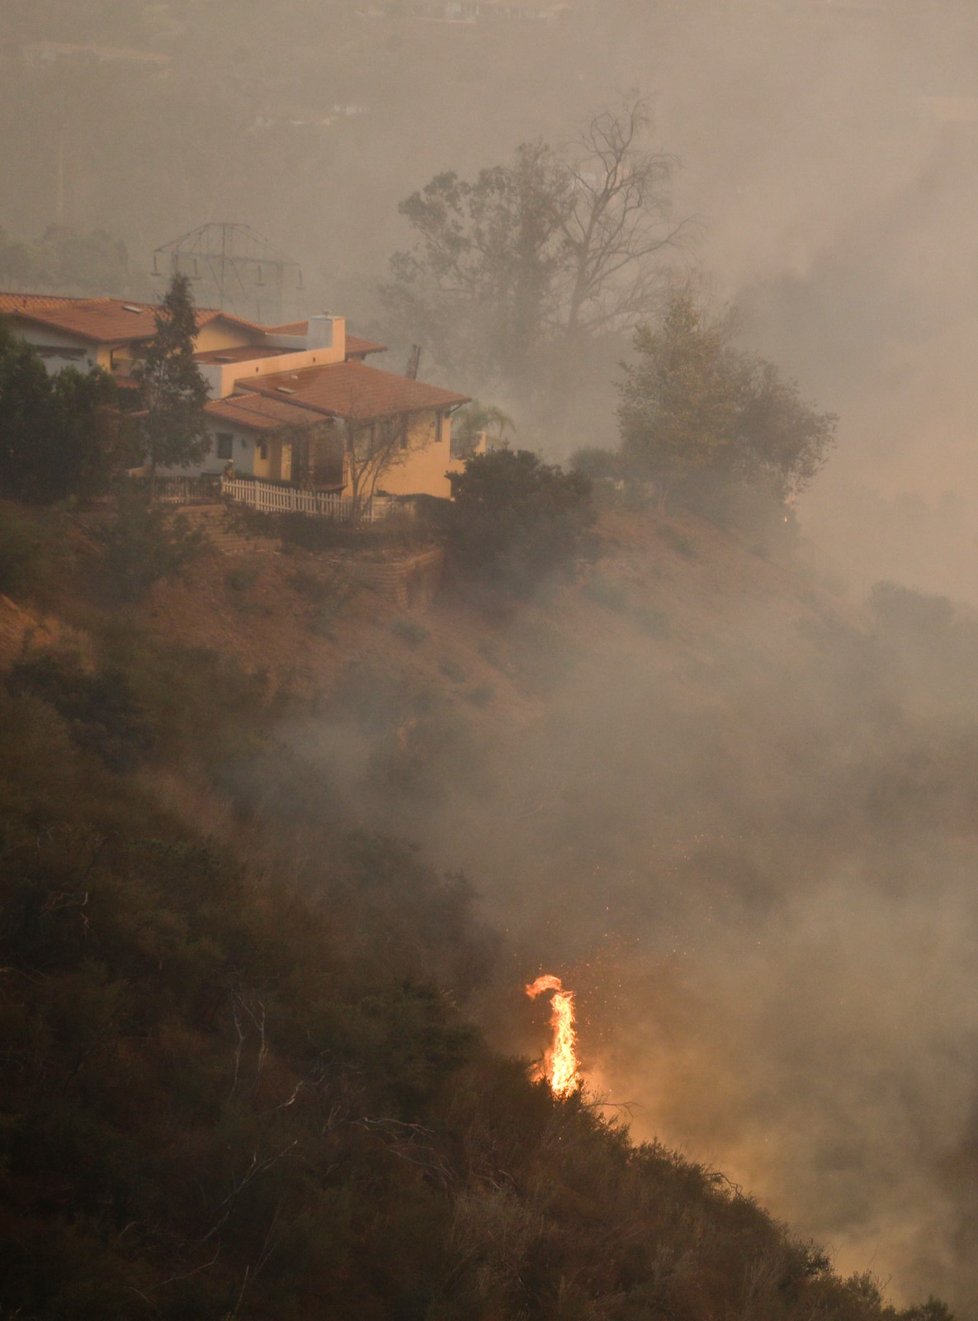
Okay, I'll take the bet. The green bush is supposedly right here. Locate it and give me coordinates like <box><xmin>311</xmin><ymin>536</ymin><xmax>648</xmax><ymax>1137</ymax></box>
<box><xmin>0</xmin><ymin>322</ymin><xmax>126</xmax><ymax>503</ymax></box>
<box><xmin>267</xmin><ymin>508</ymin><xmax>432</xmax><ymax>554</ymax></box>
<box><xmin>225</xmin><ymin>562</ymin><xmax>261</xmax><ymax>593</ymax></box>
<box><xmin>447</xmin><ymin>449</ymin><xmax>596</xmax><ymax>598</ymax></box>
<box><xmin>869</xmin><ymin>581</ymin><xmax>955</xmax><ymax>640</ymax></box>
<box><xmin>8</xmin><ymin>648</ymin><xmax>154</xmax><ymax>771</ymax></box>
<box><xmin>98</xmin><ymin>490</ymin><xmax>206</xmax><ymax>601</ymax></box>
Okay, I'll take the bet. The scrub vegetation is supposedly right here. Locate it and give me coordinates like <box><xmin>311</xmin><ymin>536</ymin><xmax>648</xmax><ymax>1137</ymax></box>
<box><xmin>0</xmin><ymin>492</ymin><xmax>958</xmax><ymax>1320</ymax></box>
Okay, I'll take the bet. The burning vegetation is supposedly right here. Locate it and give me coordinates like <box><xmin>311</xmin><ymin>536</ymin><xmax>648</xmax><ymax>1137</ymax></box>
<box><xmin>526</xmin><ymin>972</ymin><xmax>581</xmax><ymax>1098</ymax></box>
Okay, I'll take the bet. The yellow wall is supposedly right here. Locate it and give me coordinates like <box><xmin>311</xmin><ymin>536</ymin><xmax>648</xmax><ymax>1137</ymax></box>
<box><xmin>251</xmin><ymin>435</ymin><xmax>292</xmax><ymax>482</ymax></box>
<box><xmin>194</xmin><ymin>321</ymin><xmax>259</xmax><ymax>353</ymax></box>
<box><xmin>370</xmin><ymin>411</ymin><xmax>455</xmax><ymax>499</ymax></box>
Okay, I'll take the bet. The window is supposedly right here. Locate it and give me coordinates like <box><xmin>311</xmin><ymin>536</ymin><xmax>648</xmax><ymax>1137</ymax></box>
<box><xmin>257</xmin><ymin>442</ymin><xmax>268</xmax><ymax>461</ymax></box>
<box><xmin>216</xmin><ymin>433</ymin><xmax>233</xmax><ymax>460</ymax></box>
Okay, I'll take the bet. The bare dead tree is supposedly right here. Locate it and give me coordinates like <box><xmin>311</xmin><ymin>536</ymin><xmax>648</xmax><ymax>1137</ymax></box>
<box><xmin>342</xmin><ymin>407</ymin><xmax>438</xmax><ymax>515</ymax></box>
<box><xmin>558</xmin><ymin>95</ymin><xmax>687</xmax><ymax>347</ymax></box>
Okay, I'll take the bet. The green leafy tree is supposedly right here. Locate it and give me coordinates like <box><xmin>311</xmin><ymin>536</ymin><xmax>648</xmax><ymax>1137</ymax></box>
<box><xmin>447</xmin><ymin>449</ymin><xmax>595</xmax><ymax>596</ymax></box>
<box><xmin>132</xmin><ymin>273</ymin><xmax>210</xmax><ymax>484</ymax></box>
<box><xmin>386</xmin><ymin>140</ymin><xmax>570</xmax><ymax>399</ymax></box>
<box><xmin>0</xmin><ymin>319</ymin><xmax>53</xmax><ymax>500</ymax></box>
<box><xmin>98</xmin><ymin>488</ymin><xmax>206</xmax><ymax>601</ymax></box>
<box><xmin>52</xmin><ymin>365</ymin><xmax>128</xmax><ymax>498</ymax></box>
<box><xmin>735</xmin><ymin>356</ymin><xmax>838</xmax><ymax>501</ymax></box>
<box><xmin>618</xmin><ymin>293</ymin><xmax>742</xmax><ymax>512</ymax></box>
<box><xmin>0</xmin><ymin>320</ymin><xmax>121</xmax><ymax>502</ymax></box>
<box><xmin>618</xmin><ymin>290</ymin><xmax>836</xmax><ymax>515</ymax></box>
<box><xmin>385</xmin><ymin>97</ymin><xmax>681</xmax><ymax>412</ymax></box>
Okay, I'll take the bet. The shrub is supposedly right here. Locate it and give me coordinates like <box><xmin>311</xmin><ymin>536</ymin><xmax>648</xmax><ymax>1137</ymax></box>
<box><xmin>99</xmin><ymin>490</ymin><xmax>206</xmax><ymax>601</ymax></box>
<box><xmin>0</xmin><ymin>503</ymin><xmax>43</xmax><ymax>595</ymax></box>
<box><xmin>447</xmin><ymin>449</ymin><xmax>596</xmax><ymax>598</ymax></box>
<box><xmin>0</xmin><ymin>322</ymin><xmax>125</xmax><ymax>503</ymax></box>
<box><xmin>286</xmin><ymin>565</ymin><xmax>357</xmax><ymax>636</ymax></box>
<box><xmin>571</xmin><ymin>446</ymin><xmax>620</xmax><ymax>480</ymax></box>
<box><xmin>869</xmin><ymin>581</ymin><xmax>955</xmax><ymax>640</ymax></box>
<box><xmin>225</xmin><ymin>562</ymin><xmax>261</xmax><ymax>593</ymax></box>
<box><xmin>390</xmin><ymin>616</ymin><xmax>428</xmax><ymax>646</ymax></box>
<box><xmin>7</xmin><ymin>648</ymin><xmax>154</xmax><ymax>771</ymax></box>
<box><xmin>272</xmin><ymin>508</ymin><xmax>432</xmax><ymax>554</ymax></box>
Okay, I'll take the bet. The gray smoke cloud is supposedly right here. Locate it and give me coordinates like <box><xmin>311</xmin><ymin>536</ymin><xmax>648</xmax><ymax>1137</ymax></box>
<box><xmin>408</xmin><ymin>566</ymin><xmax>978</xmax><ymax>1310</ymax></box>
<box><xmin>274</xmin><ymin>522</ymin><xmax>978</xmax><ymax>1310</ymax></box>
<box><xmin>7</xmin><ymin>0</ymin><xmax>978</xmax><ymax>1308</ymax></box>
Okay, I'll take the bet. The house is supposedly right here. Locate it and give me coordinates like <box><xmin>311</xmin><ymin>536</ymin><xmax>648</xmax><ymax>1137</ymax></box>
<box><xmin>3</xmin><ymin>295</ymin><xmax>269</xmax><ymax>376</ymax></box>
<box><xmin>3</xmin><ymin>294</ymin><xmax>470</xmax><ymax>502</ymax></box>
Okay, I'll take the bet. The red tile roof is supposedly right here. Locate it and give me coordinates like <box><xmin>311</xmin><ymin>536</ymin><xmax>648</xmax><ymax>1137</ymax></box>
<box><xmin>7</xmin><ymin>297</ymin><xmax>265</xmax><ymax>345</ymax></box>
<box><xmin>205</xmin><ymin>392</ymin><xmax>321</xmax><ymax>433</ymax></box>
<box><xmin>0</xmin><ymin>292</ymin><xmax>80</xmax><ymax>314</ymax></box>
<box><xmin>4</xmin><ymin>297</ymin><xmax>386</xmax><ymax>363</ymax></box>
<box><xmin>239</xmin><ymin>360</ymin><xmax>468</xmax><ymax>421</ymax></box>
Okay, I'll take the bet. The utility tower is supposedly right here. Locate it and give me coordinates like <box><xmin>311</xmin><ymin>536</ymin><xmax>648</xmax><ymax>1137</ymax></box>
<box><xmin>152</xmin><ymin>223</ymin><xmax>303</xmax><ymax>324</ymax></box>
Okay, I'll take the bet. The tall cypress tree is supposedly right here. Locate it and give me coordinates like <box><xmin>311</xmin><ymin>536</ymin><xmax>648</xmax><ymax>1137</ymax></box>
<box><xmin>133</xmin><ymin>273</ymin><xmax>210</xmax><ymax>483</ymax></box>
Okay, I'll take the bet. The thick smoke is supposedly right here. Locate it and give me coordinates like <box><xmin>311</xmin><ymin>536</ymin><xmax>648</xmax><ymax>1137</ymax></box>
<box><xmin>405</xmin><ymin>569</ymin><xmax>978</xmax><ymax>1309</ymax></box>
<box><xmin>7</xmin><ymin>0</ymin><xmax>978</xmax><ymax>1308</ymax></box>
<box><xmin>277</xmin><ymin>526</ymin><xmax>978</xmax><ymax>1310</ymax></box>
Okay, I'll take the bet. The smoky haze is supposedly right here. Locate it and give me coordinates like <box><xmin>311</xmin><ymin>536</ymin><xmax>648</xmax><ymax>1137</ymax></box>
<box><xmin>3</xmin><ymin>0</ymin><xmax>972</xmax><ymax>594</ymax></box>
<box><xmin>275</xmin><ymin>531</ymin><xmax>978</xmax><ymax>1311</ymax></box>
<box><xmin>5</xmin><ymin>0</ymin><xmax>975</xmax><ymax>592</ymax></box>
<box><xmin>7</xmin><ymin>0</ymin><xmax>978</xmax><ymax>1308</ymax></box>
<box><xmin>368</xmin><ymin>563</ymin><xmax>978</xmax><ymax>1311</ymax></box>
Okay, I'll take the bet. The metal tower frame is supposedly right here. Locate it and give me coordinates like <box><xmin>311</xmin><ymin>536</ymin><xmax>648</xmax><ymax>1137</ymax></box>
<box><xmin>152</xmin><ymin>223</ymin><xmax>303</xmax><ymax>324</ymax></box>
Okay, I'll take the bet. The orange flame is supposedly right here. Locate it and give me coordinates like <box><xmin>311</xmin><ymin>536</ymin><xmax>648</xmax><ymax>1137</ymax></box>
<box><xmin>526</xmin><ymin>973</ymin><xmax>580</xmax><ymax>1097</ymax></box>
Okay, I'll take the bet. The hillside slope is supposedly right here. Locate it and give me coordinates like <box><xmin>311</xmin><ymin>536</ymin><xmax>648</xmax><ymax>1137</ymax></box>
<box><xmin>0</xmin><ymin>495</ymin><xmax>967</xmax><ymax>1318</ymax></box>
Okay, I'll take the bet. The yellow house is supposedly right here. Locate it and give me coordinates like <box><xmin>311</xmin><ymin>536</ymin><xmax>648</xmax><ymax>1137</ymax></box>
<box><xmin>214</xmin><ymin>355</ymin><xmax>468</xmax><ymax>500</ymax></box>
<box><xmin>3</xmin><ymin>294</ymin><xmax>470</xmax><ymax>501</ymax></box>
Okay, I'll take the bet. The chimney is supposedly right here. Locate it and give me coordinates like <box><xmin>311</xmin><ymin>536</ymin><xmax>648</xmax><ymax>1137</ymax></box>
<box><xmin>307</xmin><ymin>313</ymin><xmax>346</xmax><ymax>361</ymax></box>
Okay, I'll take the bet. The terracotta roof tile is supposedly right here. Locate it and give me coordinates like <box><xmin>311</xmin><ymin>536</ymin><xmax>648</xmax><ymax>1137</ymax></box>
<box><xmin>239</xmin><ymin>360</ymin><xmax>468</xmax><ymax>421</ymax></box>
<box><xmin>0</xmin><ymin>291</ymin><xmax>80</xmax><ymax>314</ymax></box>
<box><xmin>205</xmin><ymin>392</ymin><xmax>324</xmax><ymax>433</ymax></box>
<box><xmin>7</xmin><ymin>297</ymin><xmax>265</xmax><ymax>345</ymax></box>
